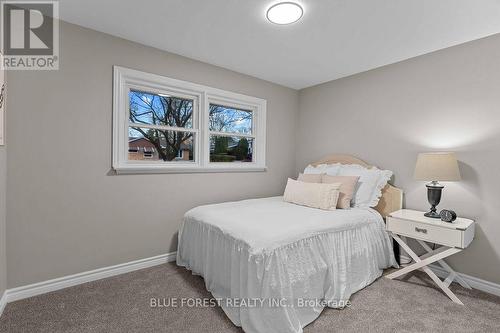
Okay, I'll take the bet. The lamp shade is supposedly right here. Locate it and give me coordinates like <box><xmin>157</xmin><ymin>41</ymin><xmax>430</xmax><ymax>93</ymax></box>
<box><xmin>414</xmin><ymin>152</ymin><xmax>461</xmax><ymax>181</ymax></box>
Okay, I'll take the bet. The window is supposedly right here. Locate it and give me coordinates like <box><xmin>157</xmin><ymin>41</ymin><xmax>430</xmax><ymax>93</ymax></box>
<box><xmin>143</xmin><ymin>149</ymin><xmax>154</xmax><ymax>159</ymax></box>
<box><xmin>113</xmin><ymin>66</ymin><xmax>266</xmax><ymax>173</ymax></box>
<box><xmin>209</xmin><ymin>103</ymin><xmax>254</xmax><ymax>163</ymax></box>
<box><xmin>128</xmin><ymin>90</ymin><xmax>195</xmax><ymax>163</ymax></box>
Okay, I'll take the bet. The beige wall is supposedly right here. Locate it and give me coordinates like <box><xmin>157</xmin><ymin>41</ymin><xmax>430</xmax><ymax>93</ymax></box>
<box><xmin>0</xmin><ymin>147</ymin><xmax>6</xmax><ymax>297</ymax></box>
<box><xmin>6</xmin><ymin>22</ymin><xmax>299</xmax><ymax>288</ymax></box>
<box><xmin>297</xmin><ymin>33</ymin><xmax>500</xmax><ymax>284</ymax></box>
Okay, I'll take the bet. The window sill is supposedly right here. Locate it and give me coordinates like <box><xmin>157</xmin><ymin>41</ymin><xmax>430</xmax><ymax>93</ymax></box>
<box><xmin>113</xmin><ymin>165</ymin><xmax>267</xmax><ymax>175</ymax></box>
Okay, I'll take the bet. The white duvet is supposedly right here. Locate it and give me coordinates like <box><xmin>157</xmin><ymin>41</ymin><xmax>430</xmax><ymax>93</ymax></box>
<box><xmin>177</xmin><ymin>196</ymin><xmax>397</xmax><ymax>333</ymax></box>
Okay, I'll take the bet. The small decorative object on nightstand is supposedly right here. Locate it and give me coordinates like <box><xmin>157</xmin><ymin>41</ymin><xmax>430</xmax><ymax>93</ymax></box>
<box><xmin>439</xmin><ymin>209</ymin><xmax>457</xmax><ymax>223</ymax></box>
<box><xmin>385</xmin><ymin>209</ymin><xmax>475</xmax><ymax>305</ymax></box>
<box><xmin>414</xmin><ymin>152</ymin><xmax>461</xmax><ymax>218</ymax></box>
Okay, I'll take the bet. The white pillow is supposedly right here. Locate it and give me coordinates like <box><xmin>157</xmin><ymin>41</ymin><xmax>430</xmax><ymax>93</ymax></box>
<box><xmin>324</xmin><ymin>163</ymin><xmax>342</xmax><ymax>176</ymax></box>
<box><xmin>303</xmin><ymin>163</ymin><xmax>341</xmax><ymax>176</ymax></box>
<box><xmin>283</xmin><ymin>178</ymin><xmax>341</xmax><ymax>211</ymax></box>
<box><xmin>303</xmin><ymin>164</ymin><xmax>327</xmax><ymax>174</ymax></box>
<box><xmin>337</xmin><ymin>164</ymin><xmax>393</xmax><ymax>208</ymax></box>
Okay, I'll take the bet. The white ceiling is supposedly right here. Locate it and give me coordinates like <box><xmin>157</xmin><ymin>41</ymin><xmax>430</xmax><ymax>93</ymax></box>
<box><xmin>59</xmin><ymin>0</ymin><xmax>500</xmax><ymax>89</ymax></box>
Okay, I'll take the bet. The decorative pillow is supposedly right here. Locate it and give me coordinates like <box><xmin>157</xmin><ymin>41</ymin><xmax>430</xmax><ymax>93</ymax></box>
<box><xmin>283</xmin><ymin>178</ymin><xmax>341</xmax><ymax>211</ymax></box>
<box><xmin>303</xmin><ymin>164</ymin><xmax>327</xmax><ymax>174</ymax></box>
<box><xmin>323</xmin><ymin>163</ymin><xmax>342</xmax><ymax>176</ymax></box>
<box><xmin>337</xmin><ymin>164</ymin><xmax>393</xmax><ymax>208</ymax></box>
<box><xmin>321</xmin><ymin>175</ymin><xmax>360</xmax><ymax>209</ymax></box>
<box><xmin>297</xmin><ymin>173</ymin><xmax>322</xmax><ymax>183</ymax></box>
<box><xmin>304</xmin><ymin>163</ymin><xmax>341</xmax><ymax>176</ymax></box>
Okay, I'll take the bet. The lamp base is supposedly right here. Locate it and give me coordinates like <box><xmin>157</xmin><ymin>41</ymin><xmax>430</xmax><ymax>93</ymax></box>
<box><xmin>425</xmin><ymin>182</ymin><xmax>444</xmax><ymax>219</ymax></box>
<box><xmin>424</xmin><ymin>211</ymin><xmax>441</xmax><ymax>218</ymax></box>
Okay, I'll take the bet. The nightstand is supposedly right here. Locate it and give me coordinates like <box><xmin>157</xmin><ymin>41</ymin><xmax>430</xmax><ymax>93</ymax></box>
<box><xmin>385</xmin><ymin>209</ymin><xmax>475</xmax><ymax>305</ymax></box>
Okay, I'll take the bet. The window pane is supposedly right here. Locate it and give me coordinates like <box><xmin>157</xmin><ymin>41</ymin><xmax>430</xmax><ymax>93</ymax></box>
<box><xmin>129</xmin><ymin>127</ymin><xmax>194</xmax><ymax>162</ymax></box>
<box><xmin>209</xmin><ymin>135</ymin><xmax>253</xmax><ymax>163</ymax></box>
<box><xmin>129</xmin><ymin>90</ymin><xmax>193</xmax><ymax>128</ymax></box>
<box><xmin>209</xmin><ymin>104</ymin><xmax>252</xmax><ymax>134</ymax></box>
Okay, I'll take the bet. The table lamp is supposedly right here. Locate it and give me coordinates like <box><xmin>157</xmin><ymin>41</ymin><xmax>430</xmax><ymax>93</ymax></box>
<box><xmin>414</xmin><ymin>152</ymin><xmax>461</xmax><ymax>218</ymax></box>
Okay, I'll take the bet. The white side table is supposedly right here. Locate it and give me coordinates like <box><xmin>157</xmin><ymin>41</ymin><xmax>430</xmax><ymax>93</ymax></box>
<box><xmin>385</xmin><ymin>209</ymin><xmax>475</xmax><ymax>305</ymax></box>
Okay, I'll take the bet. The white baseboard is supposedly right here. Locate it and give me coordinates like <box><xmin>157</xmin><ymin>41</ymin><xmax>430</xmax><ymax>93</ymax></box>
<box><xmin>0</xmin><ymin>291</ymin><xmax>6</xmax><ymax>317</ymax></box>
<box><xmin>3</xmin><ymin>250</ymin><xmax>499</xmax><ymax>314</ymax></box>
<box><xmin>398</xmin><ymin>255</ymin><xmax>500</xmax><ymax>297</ymax></box>
<box><xmin>5</xmin><ymin>251</ymin><xmax>177</xmax><ymax>303</ymax></box>
<box><xmin>428</xmin><ymin>264</ymin><xmax>500</xmax><ymax>297</ymax></box>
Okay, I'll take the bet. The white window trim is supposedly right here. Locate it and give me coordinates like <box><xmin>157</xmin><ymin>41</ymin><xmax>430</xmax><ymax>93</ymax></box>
<box><xmin>113</xmin><ymin>66</ymin><xmax>267</xmax><ymax>174</ymax></box>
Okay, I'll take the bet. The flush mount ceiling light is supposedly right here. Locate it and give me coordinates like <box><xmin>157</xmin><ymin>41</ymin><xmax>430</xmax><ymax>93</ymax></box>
<box><xmin>266</xmin><ymin>2</ymin><xmax>303</xmax><ymax>25</ymax></box>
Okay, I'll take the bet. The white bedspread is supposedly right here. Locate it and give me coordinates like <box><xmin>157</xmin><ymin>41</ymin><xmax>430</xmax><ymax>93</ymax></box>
<box><xmin>177</xmin><ymin>196</ymin><xmax>396</xmax><ymax>333</ymax></box>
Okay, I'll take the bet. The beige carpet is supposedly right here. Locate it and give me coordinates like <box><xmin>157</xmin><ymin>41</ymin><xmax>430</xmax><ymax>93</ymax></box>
<box><xmin>1</xmin><ymin>262</ymin><xmax>499</xmax><ymax>332</ymax></box>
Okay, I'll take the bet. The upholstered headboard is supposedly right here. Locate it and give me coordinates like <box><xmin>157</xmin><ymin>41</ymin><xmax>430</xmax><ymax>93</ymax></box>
<box><xmin>310</xmin><ymin>154</ymin><xmax>403</xmax><ymax>218</ymax></box>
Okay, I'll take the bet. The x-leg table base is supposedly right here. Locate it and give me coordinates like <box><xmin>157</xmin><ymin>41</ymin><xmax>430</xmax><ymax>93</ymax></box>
<box><xmin>386</xmin><ymin>233</ymin><xmax>471</xmax><ymax>305</ymax></box>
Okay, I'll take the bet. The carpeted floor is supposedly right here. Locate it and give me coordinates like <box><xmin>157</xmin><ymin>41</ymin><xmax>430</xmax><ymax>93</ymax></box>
<box><xmin>1</xmin><ymin>262</ymin><xmax>499</xmax><ymax>332</ymax></box>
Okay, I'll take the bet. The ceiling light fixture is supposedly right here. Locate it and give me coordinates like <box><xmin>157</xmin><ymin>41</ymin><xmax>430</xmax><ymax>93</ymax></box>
<box><xmin>266</xmin><ymin>2</ymin><xmax>303</xmax><ymax>25</ymax></box>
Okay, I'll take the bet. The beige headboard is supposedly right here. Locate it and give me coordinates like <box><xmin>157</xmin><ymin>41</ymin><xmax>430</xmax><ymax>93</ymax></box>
<box><xmin>311</xmin><ymin>154</ymin><xmax>403</xmax><ymax>218</ymax></box>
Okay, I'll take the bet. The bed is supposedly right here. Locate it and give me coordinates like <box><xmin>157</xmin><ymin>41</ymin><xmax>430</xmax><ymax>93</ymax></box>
<box><xmin>176</xmin><ymin>155</ymin><xmax>403</xmax><ymax>333</ymax></box>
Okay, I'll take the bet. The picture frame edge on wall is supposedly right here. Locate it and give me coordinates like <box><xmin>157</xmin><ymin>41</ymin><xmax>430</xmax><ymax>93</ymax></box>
<box><xmin>0</xmin><ymin>51</ymin><xmax>4</xmax><ymax>146</ymax></box>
